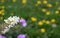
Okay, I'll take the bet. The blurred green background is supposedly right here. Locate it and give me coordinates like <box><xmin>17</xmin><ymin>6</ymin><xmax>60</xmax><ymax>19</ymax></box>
<box><xmin>0</xmin><ymin>0</ymin><xmax>60</xmax><ymax>38</ymax></box>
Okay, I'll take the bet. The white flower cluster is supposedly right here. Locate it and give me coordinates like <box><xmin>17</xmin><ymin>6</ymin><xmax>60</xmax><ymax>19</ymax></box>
<box><xmin>4</xmin><ymin>16</ymin><xmax>20</xmax><ymax>25</ymax></box>
<box><xmin>1</xmin><ymin>16</ymin><xmax>20</xmax><ymax>34</ymax></box>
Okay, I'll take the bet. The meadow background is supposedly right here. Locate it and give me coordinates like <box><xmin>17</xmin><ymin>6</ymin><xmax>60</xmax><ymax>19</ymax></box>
<box><xmin>0</xmin><ymin>0</ymin><xmax>60</xmax><ymax>38</ymax></box>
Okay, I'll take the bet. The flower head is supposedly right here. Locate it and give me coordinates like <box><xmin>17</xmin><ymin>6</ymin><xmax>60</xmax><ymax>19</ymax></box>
<box><xmin>31</xmin><ymin>17</ymin><xmax>37</xmax><ymax>21</ymax></box>
<box><xmin>22</xmin><ymin>0</ymin><xmax>27</xmax><ymax>4</ymax></box>
<box><xmin>4</xmin><ymin>16</ymin><xmax>20</xmax><ymax>24</ymax></box>
<box><xmin>3</xmin><ymin>16</ymin><xmax>20</xmax><ymax>34</ymax></box>
<box><xmin>40</xmin><ymin>28</ymin><xmax>45</xmax><ymax>33</ymax></box>
<box><xmin>18</xmin><ymin>18</ymin><xmax>27</xmax><ymax>27</ymax></box>
<box><xmin>0</xmin><ymin>34</ymin><xmax>6</xmax><ymax>38</ymax></box>
<box><xmin>17</xmin><ymin>34</ymin><xmax>26</xmax><ymax>38</ymax></box>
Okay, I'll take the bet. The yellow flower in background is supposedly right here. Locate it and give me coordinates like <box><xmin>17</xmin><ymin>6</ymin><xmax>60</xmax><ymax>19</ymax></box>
<box><xmin>0</xmin><ymin>11</ymin><xmax>2</xmax><ymax>14</ymax></box>
<box><xmin>0</xmin><ymin>10</ymin><xmax>4</xmax><ymax>13</ymax></box>
<box><xmin>38</xmin><ymin>21</ymin><xmax>43</xmax><ymax>26</ymax></box>
<box><xmin>0</xmin><ymin>9</ymin><xmax>5</xmax><ymax>15</ymax></box>
<box><xmin>55</xmin><ymin>10</ymin><xmax>59</xmax><ymax>14</ymax></box>
<box><xmin>0</xmin><ymin>11</ymin><xmax>3</xmax><ymax>14</ymax></box>
<box><xmin>37</xmin><ymin>1</ymin><xmax>41</xmax><ymax>5</ymax></box>
<box><xmin>12</xmin><ymin>0</ymin><xmax>16</xmax><ymax>2</ymax></box>
<box><xmin>1</xmin><ymin>13</ymin><xmax>5</xmax><ymax>15</ymax></box>
<box><xmin>51</xmin><ymin>19</ymin><xmax>56</xmax><ymax>23</ymax></box>
<box><xmin>43</xmin><ymin>0</ymin><xmax>47</xmax><ymax>1</ymax></box>
<box><xmin>40</xmin><ymin>28</ymin><xmax>45</xmax><ymax>33</ymax></box>
<box><xmin>22</xmin><ymin>0</ymin><xmax>27</xmax><ymax>4</ymax></box>
<box><xmin>45</xmin><ymin>20</ymin><xmax>50</xmax><ymax>24</ymax></box>
<box><xmin>46</xmin><ymin>11</ymin><xmax>50</xmax><ymax>16</ymax></box>
<box><xmin>56</xmin><ymin>2</ymin><xmax>59</xmax><ymax>5</ymax></box>
<box><xmin>47</xmin><ymin>4</ymin><xmax>52</xmax><ymax>7</ymax></box>
<box><xmin>42</xmin><ymin>19</ymin><xmax>46</xmax><ymax>23</ymax></box>
<box><xmin>43</xmin><ymin>1</ymin><xmax>48</xmax><ymax>4</ymax></box>
<box><xmin>1</xmin><ymin>0</ymin><xmax>4</xmax><ymax>2</ymax></box>
<box><xmin>42</xmin><ymin>8</ymin><xmax>46</xmax><ymax>12</ymax></box>
<box><xmin>31</xmin><ymin>17</ymin><xmax>37</xmax><ymax>21</ymax></box>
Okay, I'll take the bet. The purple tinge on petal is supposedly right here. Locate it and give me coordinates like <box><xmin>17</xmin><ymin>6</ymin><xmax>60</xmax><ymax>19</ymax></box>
<box><xmin>17</xmin><ymin>34</ymin><xmax>26</xmax><ymax>38</ymax></box>
<box><xmin>22</xmin><ymin>22</ymin><xmax>27</xmax><ymax>27</ymax></box>
<box><xmin>0</xmin><ymin>34</ymin><xmax>6</xmax><ymax>38</ymax></box>
<box><xmin>18</xmin><ymin>19</ymin><xmax>27</xmax><ymax>27</ymax></box>
<box><xmin>19</xmin><ymin>19</ymin><xmax>26</xmax><ymax>23</ymax></box>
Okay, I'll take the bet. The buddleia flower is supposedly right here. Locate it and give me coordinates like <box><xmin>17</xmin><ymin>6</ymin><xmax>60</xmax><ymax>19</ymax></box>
<box><xmin>1</xmin><ymin>16</ymin><xmax>20</xmax><ymax>34</ymax></box>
